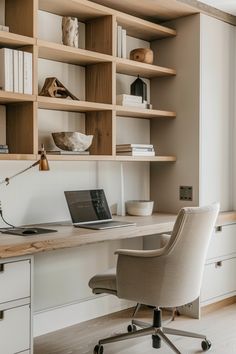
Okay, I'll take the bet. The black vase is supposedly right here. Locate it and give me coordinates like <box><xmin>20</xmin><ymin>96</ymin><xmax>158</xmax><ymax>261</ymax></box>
<box><xmin>130</xmin><ymin>75</ymin><xmax>147</xmax><ymax>102</ymax></box>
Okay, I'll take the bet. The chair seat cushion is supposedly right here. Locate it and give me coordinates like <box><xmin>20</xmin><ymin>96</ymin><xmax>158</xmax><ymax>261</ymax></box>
<box><xmin>89</xmin><ymin>268</ymin><xmax>117</xmax><ymax>295</ymax></box>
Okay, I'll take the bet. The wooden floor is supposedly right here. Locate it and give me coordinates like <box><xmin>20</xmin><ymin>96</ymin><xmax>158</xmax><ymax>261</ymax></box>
<box><xmin>34</xmin><ymin>303</ymin><xmax>236</xmax><ymax>354</ymax></box>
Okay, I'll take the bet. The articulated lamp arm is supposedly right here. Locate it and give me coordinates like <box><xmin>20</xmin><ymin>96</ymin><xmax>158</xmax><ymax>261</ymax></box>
<box><xmin>0</xmin><ymin>146</ymin><xmax>50</xmax><ymax>186</ymax></box>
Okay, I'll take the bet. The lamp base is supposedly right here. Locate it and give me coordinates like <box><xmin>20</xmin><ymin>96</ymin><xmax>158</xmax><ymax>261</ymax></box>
<box><xmin>1</xmin><ymin>227</ymin><xmax>57</xmax><ymax>236</ymax></box>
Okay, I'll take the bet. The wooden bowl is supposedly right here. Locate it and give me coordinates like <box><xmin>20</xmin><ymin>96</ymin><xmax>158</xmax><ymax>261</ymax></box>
<box><xmin>130</xmin><ymin>48</ymin><xmax>154</xmax><ymax>64</ymax></box>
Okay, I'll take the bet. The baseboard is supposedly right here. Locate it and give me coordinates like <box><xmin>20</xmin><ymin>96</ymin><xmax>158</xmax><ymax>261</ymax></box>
<box><xmin>34</xmin><ymin>295</ymin><xmax>134</xmax><ymax>337</ymax></box>
<box><xmin>201</xmin><ymin>295</ymin><xmax>236</xmax><ymax>315</ymax></box>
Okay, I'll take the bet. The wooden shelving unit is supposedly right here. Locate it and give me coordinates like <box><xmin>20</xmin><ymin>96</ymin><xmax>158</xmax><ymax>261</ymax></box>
<box><xmin>0</xmin><ymin>0</ymin><xmax>177</xmax><ymax>163</ymax></box>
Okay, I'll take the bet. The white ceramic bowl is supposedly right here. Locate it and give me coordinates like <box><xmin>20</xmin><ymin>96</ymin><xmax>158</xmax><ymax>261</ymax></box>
<box><xmin>126</xmin><ymin>200</ymin><xmax>154</xmax><ymax>216</ymax></box>
<box><xmin>52</xmin><ymin>132</ymin><xmax>93</xmax><ymax>151</ymax></box>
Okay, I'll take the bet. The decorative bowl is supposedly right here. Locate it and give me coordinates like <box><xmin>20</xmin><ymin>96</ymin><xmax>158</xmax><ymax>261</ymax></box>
<box><xmin>126</xmin><ymin>200</ymin><xmax>154</xmax><ymax>216</ymax></box>
<box><xmin>52</xmin><ymin>132</ymin><xmax>93</xmax><ymax>151</ymax></box>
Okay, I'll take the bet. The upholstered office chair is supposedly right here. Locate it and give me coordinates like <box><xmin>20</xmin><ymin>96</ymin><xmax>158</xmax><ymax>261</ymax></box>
<box><xmin>89</xmin><ymin>204</ymin><xmax>219</xmax><ymax>354</ymax></box>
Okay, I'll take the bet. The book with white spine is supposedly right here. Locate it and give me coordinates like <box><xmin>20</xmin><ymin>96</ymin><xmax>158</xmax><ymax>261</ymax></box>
<box><xmin>23</xmin><ymin>51</ymin><xmax>32</xmax><ymax>94</ymax></box>
<box><xmin>13</xmin><ymin>50</ymin><xmax>19</xmax><ymax>93</ymax></box>
<box><xmin>116</xmin><ymin>94</ymin><xmax>142</xmax><ymax>105</ymax></box>
<box><xmin>121</xmin><ymin>28</ymin><xmax>127</xmax><ymax>58</ymax></box>
<box><xmin>0</xmin><ymin>48</ymin><xmax>13</xmax><ymax>92</ymax></box>
<box><xmin>117</xmin><ymin>25</ymin><xmax>122</xmax><ymax>58</ymax></box>
<box><xmin>117</xmin><ymin>143</ymin><xmax>153</xmax><ymax>149</ymax></box>
<box><xmin>18</xmin><ymin>50</ymin><xmax>23</xmax><ymax>93</ymax></box>
<box><xmin>116</xmin><ymin>151</ymin><xmax>155</xmax><ymax>156</ymax></box>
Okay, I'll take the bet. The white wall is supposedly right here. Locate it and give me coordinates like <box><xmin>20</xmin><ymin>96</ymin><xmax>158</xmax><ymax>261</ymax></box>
<box><xmin>199</xmin><ymin>14</ymin><xmax>235</xmax><ymax>210</ymax></box>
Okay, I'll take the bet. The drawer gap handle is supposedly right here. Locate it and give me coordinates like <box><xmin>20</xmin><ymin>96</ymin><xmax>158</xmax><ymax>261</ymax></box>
<box><xmin>0</xmin><ymin>264</ymin><xmax>4</xmax><ymax>272</ymax></box>
<box><xmin>215</xmin><ymin>226</ymin><xmax>222</xmax><ymax>233</ymax></box>
<box><xmin>215</xmin><ymin>261</ymin><xmax>222</xmax><ymax>268</ymax></box>
<box><xmin>0</xmin><ymin>311</ymin><xmax>4</xmax><ymax>320</ymax></box>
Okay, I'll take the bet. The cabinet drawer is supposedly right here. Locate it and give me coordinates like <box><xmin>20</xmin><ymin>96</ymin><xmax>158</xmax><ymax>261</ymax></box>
<box><xmin>201</xmin><ymin>257</ymin><xmax>236</xmax><ymax>302</ymax></box>
<box><xmin>0</xmin><ymin>260</ymin><xmax>30</xmax><ymax>304</ymax></box>
<box><xmin>207</xmin><ymin>224</ymin><xmax>236</xmax><ymax>260</ymax></box>
<box><xmin>0</xmin><ymin>304</ymin><xmax>30</xmax><ymax>354</ymax></box>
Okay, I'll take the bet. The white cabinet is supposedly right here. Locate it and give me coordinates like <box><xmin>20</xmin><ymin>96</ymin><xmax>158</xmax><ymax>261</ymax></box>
<box><xmin>201</xmin><ymin>223</ymin><xmax>236</xmax><ymax>306</ymax></box>
<box><xmin>0</xmin><ymin>257</ymin><xmax>33</xmax><ymax>354</ymax></box>
<box><xmin>0</xmin><ymin>304</ymin><xmax>31</xmax><ymax>354</ymax></box>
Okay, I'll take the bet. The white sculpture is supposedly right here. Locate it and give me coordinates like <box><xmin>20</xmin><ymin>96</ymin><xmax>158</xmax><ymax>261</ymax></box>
<box><xmin>62</xmin><ymin>17</ymin><xmax>79</xmax><ymax>48</ymax></box>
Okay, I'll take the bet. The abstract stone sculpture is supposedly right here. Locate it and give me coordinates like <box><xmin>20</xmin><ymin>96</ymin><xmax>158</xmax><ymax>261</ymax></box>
<box><xmin>62</xmin><ymin>16</ymin><xmax>79</xmax><ymax>48</ymax></box>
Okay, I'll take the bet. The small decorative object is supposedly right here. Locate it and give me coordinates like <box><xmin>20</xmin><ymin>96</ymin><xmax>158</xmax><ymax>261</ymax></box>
<box><xmin>62</xmin><ymin>16</ymin><xmax>79</xmax><ymax>48</ymax></box>
<box><xmin>52</xmin><ymin>132</ymin><xmax>93</xmax><ymax>152</ymax></box>
<box><xmin>130</xmin><ymin>75</ymin><xmax>147</xmax><ymax>103</ymax></box>
<box><xmin>126</xmin><ymin>200</ymin><xmax>154</xmax><ymax>216</ymax></box>
<box><xmin>130</xmin><ymin>48</ymin><xmax>153</xmax><ymax>64</ymax></box>
<box><xmin>39</xmin><ymin>77</ymin><xmax>79</xmax><ymax>100</ymax></box>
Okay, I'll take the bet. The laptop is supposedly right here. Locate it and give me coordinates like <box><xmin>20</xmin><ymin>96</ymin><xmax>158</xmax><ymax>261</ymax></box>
<box><xmin>64</xmin><ymin>189</ymin><xmax>136</xmax><ymax>230</ymax></box>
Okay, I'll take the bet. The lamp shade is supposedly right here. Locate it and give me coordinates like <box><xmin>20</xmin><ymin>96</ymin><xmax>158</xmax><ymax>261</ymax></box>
<box><xmin>130</xmin><ymin>75</ymin><xmax>147</xmax><ymax>102</ymax></box>
<box><xmin>39</xmin><ymin>146</ymin><xmax>50</xmax><ymax>171</ymax></box>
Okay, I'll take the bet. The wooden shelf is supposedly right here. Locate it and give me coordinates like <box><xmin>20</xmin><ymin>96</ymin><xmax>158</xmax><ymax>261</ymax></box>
<box><xmin>38</xmin><ymin>40</ymin><xmax>113</xmax><ymax>66</ymax></box>
<box><xmin>115</xmin><ymin>155</ymin><xmax>177</xmax><ymax>162</ymax></box>
<box><xmin>116</xmin><ymin>13</ymin><xmax>176</xmax><ymax>41</ymax></box>
<box><xmin>0</xmin><ymin>31</ymin><xmax>35</xmax><ymax>48</ymax></box>
<box><xmin>0</xmin><ymin>91</ymin><xmax>36</xmax><ymax>104</ymax></box>
<box><xmin>37</xmin><ymin>96</ymin><xmax>113</xmax><ymax>112</ymax></box>
<box><xmin>39</xmin><ymin>0</ymin><xmax>110</xmax><ymax>21</ymax></box>
<box><xmin>46</xmin><ymin>154</ymin><xmax>176</xmax><ymax>162</ymax></box>
<box><xmin>116</xmin><ymin>58</ymin><xmax>176</xmax><ymax>78</ymax></box>
<box><xmin>0</xmin><ymin>154</ymin><xmax>36</xmax><ymax>160</ymax></box>
<box><xmin>116</xmin><ymin>106</ymin><xmax>176</xmax><ymax>119</ymax></box>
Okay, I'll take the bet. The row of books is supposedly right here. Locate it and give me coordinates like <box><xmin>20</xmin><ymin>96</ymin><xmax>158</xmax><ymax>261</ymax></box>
<box><xmin>117</xmin><ymin>25</ymin><xmax>127</xmax><ymax>58</ymax></box>
<box><xmin>116</xmin><ymin>144</ymin><xmax>155</xmax><ymax>156</ymax></box>
<box><xmin>0</xmin><ymin>48</ymin><xmax>32</xmax><ymax>94</ymax></box>
<box><xmin>0</xmin><ymin>144</ymin><xmax>9</xmax><ymax>154</ymax></box>
<box><xmin>116</xmin><ymin>94</ymin><xmax>148</xmax><ymax>108</ymax></box>
<box><xmin>0</xmin><ymin>25</ymin><xmax>9</xmax><ymax>32</ymax></box>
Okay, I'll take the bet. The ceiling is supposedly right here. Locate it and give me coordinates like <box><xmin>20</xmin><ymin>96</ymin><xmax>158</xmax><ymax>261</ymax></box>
<box><xmin>199</xmin><ymin>1</ymin><xmax>236</xmax><ymax>15</ymax></box>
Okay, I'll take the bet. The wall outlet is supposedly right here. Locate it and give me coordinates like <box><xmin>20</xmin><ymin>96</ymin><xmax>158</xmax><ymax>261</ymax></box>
<box><xmin>179</xmin><ymin>186</ymin><xmax>193</xmax><ymax>201</ymax></box>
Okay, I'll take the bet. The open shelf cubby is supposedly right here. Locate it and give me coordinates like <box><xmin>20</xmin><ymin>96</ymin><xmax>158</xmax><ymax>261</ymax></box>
<box><xmin>0</xmin><ymin>0</ymin><xmax>177</xmax><ymax>162</ymax></box>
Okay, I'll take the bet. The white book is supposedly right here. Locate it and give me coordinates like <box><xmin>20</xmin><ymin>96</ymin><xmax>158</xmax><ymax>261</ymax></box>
<box><xmin>117</xmin><ymin>151</ymin><xmax>155</xmax><ymax>156</ymax></box>
<box><xmin>116</xmin><ymin>94</ymin><xmax>142</xmax><ymax>104</ymax></box>
<box><xmin>18</xmin><ymin>51</ymin><xmax>23</xmax><ymax>93</ymax></box>
<box><xmin>13</xmin><ymin>50</ymin><xmax>19</xmax><ymax>93</ymax></box>
<box><xmin>121</xmin><ymin>28</ymin><xmax>127</xmax><ymax>59</ymax></box>
<box><xmin>0</xmin><ymin>25</ymin><xmax>9</xmax><ymax>32</ymax></box>
<box><xmin>23</xmin><ymin>51</ymin><xmax>32</xmax><ymax>94</ymax></box>
<box><xmin>120</xmin><ymin>102</ymin><xmax>147</xmax><ymax>108</ymax></box>
<box><xmin>0</xmin><ymin>48</ymin><xmax>13</xmax><ymax>92</ymax></box>
<box><xmin>117</xmin><ymin>144</ymin><xmax>153</xmax><ymax>149</ymax></box>
<box><xmin>117</xmin><ymin>25</ymin><xmax>122</xmax><ymax>58</ymax></box>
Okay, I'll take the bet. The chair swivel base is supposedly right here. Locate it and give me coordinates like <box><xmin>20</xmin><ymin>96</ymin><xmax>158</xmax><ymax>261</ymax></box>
<box><xmin>93</xmin><ymin>308</ymin><xmax>212</xmax><ymax>354</ymax></box>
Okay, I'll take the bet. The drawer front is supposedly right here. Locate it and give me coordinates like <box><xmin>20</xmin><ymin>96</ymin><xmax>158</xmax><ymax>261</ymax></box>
<box><xmin>0</xmin><ymin>304</ymin><xmax>30</xmax><ymax>354</ymax></box>
<box><xmin>201</xmin><ymin>257</ymin><xmax>236</xmax><ymax>302</ymax></box>
<box><xmin>207</xmin><ymin>224</ymin><xmax>236</xmax><ymax>260</ymax></box>
<box><xmin>0</xmin><ymin>260</ymin><xmax>30</xmax><ymax>303</ymax></box>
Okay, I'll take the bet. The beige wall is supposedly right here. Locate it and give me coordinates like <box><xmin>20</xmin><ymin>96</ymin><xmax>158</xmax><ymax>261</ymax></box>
<box><xmin>150</xmin><ymin>14</ymin><xmax>200</xmax><ymax>213</ymax></box>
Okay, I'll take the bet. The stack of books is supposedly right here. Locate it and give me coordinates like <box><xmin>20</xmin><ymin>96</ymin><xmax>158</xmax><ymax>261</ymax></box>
<box><xmin>116</xmin><ymin>144</ymin><xmax>155</xmax><ymax>156</ymax></box>
<box><xmin>0</xmin><ymin>25</ymin><xmax>9</xmax><ymax>32</ymax></box>
<box><xmin>117</xmin><ymin>25</ymin><xmax>126</xmax><ymax>58</ymax></box>
<box><xmin>0</xmin><ymin>144</ymin><xmax>9</xmax><ymax>154</ymax></box>
<box><xmin>0</xmin><ymin>48</ymin><xmax>32</xmax><ymax>94</ymax></box>
<box><xmin>116</xmin><ymin>94</ymin><xmax>147</xmax><ymax>108</ymax></box>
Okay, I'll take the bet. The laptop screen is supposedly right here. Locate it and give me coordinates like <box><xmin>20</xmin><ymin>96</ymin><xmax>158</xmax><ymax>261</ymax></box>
<box><xmin>64</xmin><ymin>189</ymin><xmax>112</xmax><ymax>224</ymax></box>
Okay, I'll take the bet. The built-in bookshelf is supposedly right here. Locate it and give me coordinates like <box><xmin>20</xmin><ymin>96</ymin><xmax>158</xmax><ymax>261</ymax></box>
<box><xmin>0</xmin><ymin>0</ymin><xmax>177</xmax><ymax>162</ymax></box>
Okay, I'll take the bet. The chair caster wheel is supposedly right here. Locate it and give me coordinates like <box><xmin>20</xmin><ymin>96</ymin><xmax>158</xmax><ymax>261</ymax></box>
<box><xmin>201</xmin><ymin>339</ymin><xmax>212</xmax><ymax>351</ymax></box>
<box><xmin>127</xmin><ymin>324</ymin><xmax>137</xmax><ymax>332</ymax></box>
<box><xmin>94</xmin><ymin>344</ymin><xmax>104</xmax><ymax>354</ymax></box>
<box><xmin>152</xmin><ymin>334</ymin><xmax>161</xmax><ymax>349</ymax></box>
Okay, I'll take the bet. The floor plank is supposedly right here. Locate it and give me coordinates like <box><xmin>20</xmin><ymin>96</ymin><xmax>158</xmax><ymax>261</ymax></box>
<box><xmin>34</xmin><ymin>304</ymin><xmax>236</xmax><ymax>353</ymax></box>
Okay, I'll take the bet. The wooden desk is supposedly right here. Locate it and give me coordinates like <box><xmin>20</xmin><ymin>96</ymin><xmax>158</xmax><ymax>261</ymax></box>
<box><xmin>0</xmin><ymin>213</ymin><xmax>177</xmax><ymax>259</ymax></box>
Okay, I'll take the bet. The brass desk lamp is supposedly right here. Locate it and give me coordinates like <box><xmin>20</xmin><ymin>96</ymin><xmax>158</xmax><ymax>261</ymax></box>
<box><xmin>0</xmin><ymin>147</ymin><xmax>56</xmax><ymax>236</ymax></box>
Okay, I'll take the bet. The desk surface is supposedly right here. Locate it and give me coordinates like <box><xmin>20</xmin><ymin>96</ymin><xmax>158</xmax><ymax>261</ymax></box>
<box><xmin>0</xmin><ymin>211</ymin><xmax>235</xmax><ymax>260</ymax></box>
<box><xmin>0</xmin><ymin>213</ymin><xmax>176</xmax><ymax>259</ymax></box>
